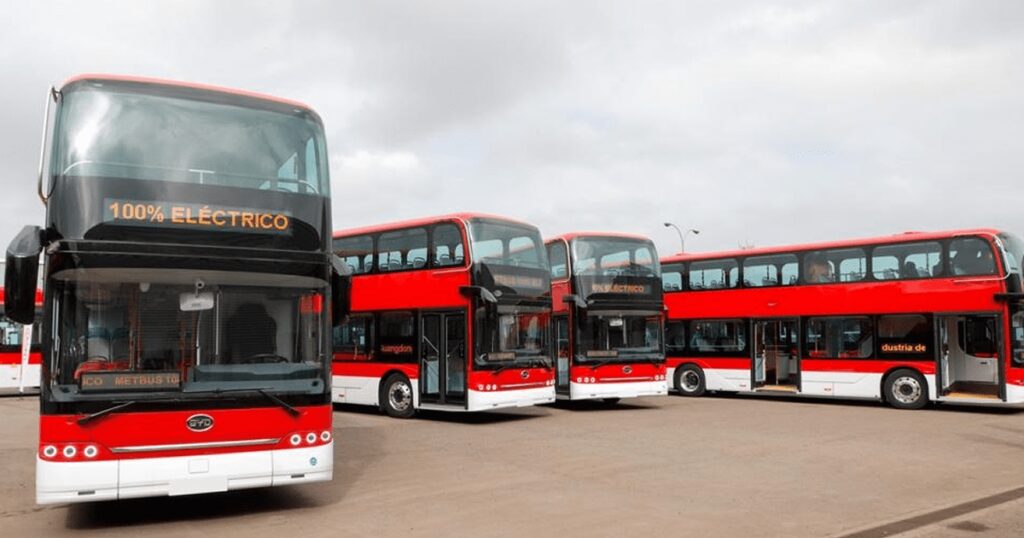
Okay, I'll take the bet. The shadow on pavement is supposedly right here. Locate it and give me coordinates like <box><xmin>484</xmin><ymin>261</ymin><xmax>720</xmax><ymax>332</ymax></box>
<box><xmin>333</xmin><ymin>402</ymin><xmax>550</xmax><ymax>424</ymax></box>
<box><xmin>547</xmin><ymin>399</ymin><xmax>662</xmax><ymax>412</ymax></box>
<box><xmin>701</xmin><ymin>391</ymin><xmax>1024</xmax><ymax>415</ymax></box>
<box><xmin>64</xmin><ymin>416</ymin><xmax>386</xmax><ymax>530</ymax></box>
<box><xmin>64</xmin><ymin>487</ymin><xmax>315</xmax><ymax>529</ymax></box>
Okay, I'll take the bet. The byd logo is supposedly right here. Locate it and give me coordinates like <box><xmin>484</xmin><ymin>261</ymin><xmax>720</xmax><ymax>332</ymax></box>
<box><xmin>186</xmin><ymin>414</ymin><xmax>214</xmax><ymax>432</ymax></box>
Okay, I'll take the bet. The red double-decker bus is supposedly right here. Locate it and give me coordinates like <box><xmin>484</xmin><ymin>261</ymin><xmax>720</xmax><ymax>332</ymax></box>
<box><xmin>331</xmin><ymin>213</ymin><xmax>555</xmax><ymax>418</ymax></box>
<box><xmin>662</xmin><ymin>229</ymin><xmax>1024</xmax><ymax>409</ymax></box>
<box><xmin>546</xmin><ymin>233</ymin><xmax>668</xmax><ymax>402</ymax></box>
<box><xmin>5</xmin><ymin>75</ymin><xmax>346</xmax><ymax>504</ymax></box>
<box><xmin>0</xmin><ymin>288</ymin><xmax>43</xmax><ymax>392</ymax></box>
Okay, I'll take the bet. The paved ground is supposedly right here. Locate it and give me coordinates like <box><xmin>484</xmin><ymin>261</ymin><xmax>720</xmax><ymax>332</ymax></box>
<box><xmin>1</xmin><ymin>392</ymin><xmax>1023</xmax><ymax>537</ymax></box>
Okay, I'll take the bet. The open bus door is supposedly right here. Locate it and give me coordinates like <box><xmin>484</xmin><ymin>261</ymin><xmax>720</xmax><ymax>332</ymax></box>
<box><xmin>752</xmin><ymin>319</ymin><xmax>800</xmax><ymax>393</ymax></box>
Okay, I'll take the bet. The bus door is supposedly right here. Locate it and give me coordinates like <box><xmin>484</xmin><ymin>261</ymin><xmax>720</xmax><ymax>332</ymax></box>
<box><xmin>936</xmin><ymin>314</ymin><xmax>1004</xmax><ymax>400</ymax></box>
<box><xmin>752</xmin><ymin>319</ymin><xmax>800</xmax><ymax>391</ymax></box>
<box><xmin>554</xmin><ymin>315</ymin><xmax>570</xmax><ymax>395</ymax></box>
<box><xmin>420</xmin><ymin>311</ymin><xmax>467</xmax><ymax>407</ymax></box>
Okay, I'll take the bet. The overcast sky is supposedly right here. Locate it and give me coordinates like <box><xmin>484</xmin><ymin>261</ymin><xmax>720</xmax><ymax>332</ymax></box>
<box><xmin>2</xmin><ymin>1</ymin><xmax>1022</xmax><ymax>256</ymax></box>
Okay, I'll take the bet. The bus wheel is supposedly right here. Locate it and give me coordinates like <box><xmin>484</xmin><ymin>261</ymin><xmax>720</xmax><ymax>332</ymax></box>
<box><xmin>381</xmin><ymin>374</ymin><xmax>415</xmax><ymax>419</ymax></box>
<box><xmin>884</xmin><ymin>369</ymin><xmax>928</xmax><ymax>410</ymax></box>
<box><xmin>676</xmin><ymin>365</ymin><xmax>705</xmax><ymax>397</ymax></box>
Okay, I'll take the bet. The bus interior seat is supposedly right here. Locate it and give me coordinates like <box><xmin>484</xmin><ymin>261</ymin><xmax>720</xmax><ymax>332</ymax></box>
<box><xmin>87</xmin><ymin>328</ymin><xmax>111</xmax><ymax>361</ymax></box>
<box><xmin>901</xmin><ymin>261</ymin><xmax>921</xmax><ymax>279</ymax></box>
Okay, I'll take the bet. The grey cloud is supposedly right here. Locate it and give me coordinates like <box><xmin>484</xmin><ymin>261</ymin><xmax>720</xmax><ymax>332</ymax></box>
<box><xmin>1</xmin><ymin>1</ymin><xmax>1022</xmax><ymax>261</ymax></box>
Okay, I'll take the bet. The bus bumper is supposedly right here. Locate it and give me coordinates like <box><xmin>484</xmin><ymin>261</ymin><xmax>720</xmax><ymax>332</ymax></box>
<box><xmin>36</xmin><ymin>442</ymin><xmax>333</xmax><ymax>505</ymax></box>
<box><xmin>569</xmin><ymin>380</ymin><xmax>668</xmax><ymax>400</ymax></box>
<box><xmin>466</xmin><ymin>385</ymin><xmax>555</xmax><ymax>411</ymax></box>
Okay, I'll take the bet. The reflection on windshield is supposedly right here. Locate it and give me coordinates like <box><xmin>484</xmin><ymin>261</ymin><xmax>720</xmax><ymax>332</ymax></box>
<box><xmin>577</xmin><ymin>313</ymin><xmax>662</xmax><ymax>361</ymax></box>
<box><xmin>476</xmin><ymin>305</ymin><xmax>550</xmax><ymax>365</ymax></box>
<box><xmin>571</xmin><ymin>238</ymin><xmax>658</xmax><ymax>277</ymax></box>
<box><xmin>54</xmin><ymin>85</ymin><xmax>329</xmax><ymax>195</ymax></box>
<box><xmin>50</xmin><ymin>275</ymin><xmax>324</xmax><ymax>397</ymax></box>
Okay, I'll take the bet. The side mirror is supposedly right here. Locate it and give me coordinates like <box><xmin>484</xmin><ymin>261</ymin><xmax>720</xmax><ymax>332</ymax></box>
<box><xmin>330</xmin><ymin>255</ymin><xmax>352</xmax><ymax>327</ymax></box>
<box><xmin>5</xmin><ymin>226</ymin><xmax>43</xmax><ymax>324</ymax></box>
<box><xmin>459</xmin><ymin>285</ymin><xmax>498</xmax><ymax>304</ymax></box>
<box><xmin>562</xmin><ymin>294</ymin><xmax>587</xmax><ymax>309</ymax></box>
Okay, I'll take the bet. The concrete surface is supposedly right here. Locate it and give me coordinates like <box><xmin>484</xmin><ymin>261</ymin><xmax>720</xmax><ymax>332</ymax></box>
<box><xmin>1</xmin><ymin>393</ymin><xmax>1023</xmax><ymax>536</ymax></box>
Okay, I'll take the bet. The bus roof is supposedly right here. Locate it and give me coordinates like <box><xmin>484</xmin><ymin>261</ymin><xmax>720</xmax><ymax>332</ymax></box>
<box><xmin>333</xmin><ymin>212</ymin><xmax>538</xmax><ymax>239</ymax></box>
<box><xmin>546</xmin><ymin>231</ymin><xmax>653</xmax><ymax>244</ymax></box>
<box><xmin>661</xmin><ymin>228</ymin><xmax>1007</xmax><ymax>264</ymax></box>
<box><xmin>60</xmin><ymin>74</ymin><xmax>316</xmax><ymax>112</ymax></box>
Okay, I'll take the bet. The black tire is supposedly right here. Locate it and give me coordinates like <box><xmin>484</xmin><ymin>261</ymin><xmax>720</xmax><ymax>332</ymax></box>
<box><xmin>380</xmin><ymin>373</ymin><xmax>415</xmax><ymax>418</ymax></box>
<box><xmin>602</xmin><ymin>398</ymin><xmax>621</xmax><ymax>405</ymax></box>
<box><xmin>675</xmin><ymin>364</ymin><xmax>706</xmax><ymax>397</ymax></box>
<box><xmin>883</xmin><ymin>369</ymin><xmax>928</xmax><ymax>410</ymax></box>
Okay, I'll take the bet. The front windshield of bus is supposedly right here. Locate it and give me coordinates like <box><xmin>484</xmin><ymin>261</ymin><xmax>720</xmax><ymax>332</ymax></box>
<box><xmin>571</xmin><ymin>237</ymin><xmax>659</xmax><ymax>277</ymax></box>
<box><xmin>52</xmin><ymin>83</ymin><xmax>329</xmax><ymax>196</ymax></box>
<box><xmin>48</xmin><ymin>268</ymin><xmax>327</xmax><ymax>401</ymax></box>
<box><xmin>467</xmin><ymin>219</ymin><xmax>550</xmax><ymax>298</ymax></box>
<box><xmin>576</xmin><ymin>311</ymin><xmax>663</xmax><ymax>363</ymax></box>
<box><xmin>468</xmin><ymin>220</ymin><xmax>546</xmax><ymax>270</ymax></box>
<box><xmin>475</xmin><ymin>305</ymin><xmax>551</xmax><ymax>368</ymax></box>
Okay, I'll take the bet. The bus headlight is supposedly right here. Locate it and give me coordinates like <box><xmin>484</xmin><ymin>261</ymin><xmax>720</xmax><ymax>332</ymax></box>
<box><xmin>320</xmin><ymin>431</ymin><xmax>332</xmax><ymax>442</ymax></box>
<box><xmin>305</xmin><ymin>432</ymin><xmax>317</xmax><ymax>444</ymax></box>
<box><xmin>290</xmin><ymin>434</ymin><xmax>302</xmax><ymax>446</ymax></box>
<box><xmin>63</xmin><ymin>445</ymin><xmax>77</xmax><ymax>458</ymax></box>
<box><xmin>42</xmin><ymin>445</ymin><xmax>58</xmax><ymax>458</ymax></box>
<box><xmin>83</xmin><ymin>445</ymin><xmax>98</xmax><ymax>458</ymax></box>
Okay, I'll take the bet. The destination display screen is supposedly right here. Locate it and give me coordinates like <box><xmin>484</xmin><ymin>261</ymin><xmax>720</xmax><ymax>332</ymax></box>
<box><xmin>104</xmin><ymin>199</ymin><xmax>292</xmax><ymax>234</ymax></box>
<box><xmin>576</xmin><ymin>275</ymin><xmax>661</xmax><ymax>301</ymax></box>
<box><xmin>79</xmin><ymin>371</ymin><xmax>182</xmax><ymax>392</ymax></box>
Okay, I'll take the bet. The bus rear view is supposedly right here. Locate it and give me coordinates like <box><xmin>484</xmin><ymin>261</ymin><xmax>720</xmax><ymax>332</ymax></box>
<box><xmin>5</xmin><ymin>75</ymin><xmax>346</xmax><ymax>504</ymax></box>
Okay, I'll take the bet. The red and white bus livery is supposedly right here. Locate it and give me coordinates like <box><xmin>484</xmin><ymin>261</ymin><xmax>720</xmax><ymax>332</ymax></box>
<box><xmin>0</xmin><ymin>288</ymin><xmax>42</xmax><ymax>392</ymax></box>
<box><xmin>662</xmin><ymin>229</ymin><xmax>1024</xmax><ymax>408</ymax></box>
<box><xmin>332</xmin><ymin>213</ymin><xmax>556</xmax><ymax>417</ymax></box>
<box><xmin>546</xmin><ymin>233</ymin><xmax>668</xmax><ymax>402</ymax></box>
<box><xmin>5</xmin><ymin>75</ymin><xmax>346</xmax><ymax>504</ymax></box>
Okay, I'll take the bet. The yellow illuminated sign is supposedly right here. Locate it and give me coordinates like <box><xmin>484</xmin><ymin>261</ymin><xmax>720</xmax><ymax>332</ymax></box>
<box><xmin>590</xmin><ymin>283</ymin><xmax>651</xmax><ymax>294</ymax></box>
<box><xmin>80</xmin><ymin>371</ymin><xmax>182</xmax><ymax>392</ymax></box>
<box><xmin>105</xmin><ymin>199</ymin><xmax>291</xmax><ymax>233</ymax></box>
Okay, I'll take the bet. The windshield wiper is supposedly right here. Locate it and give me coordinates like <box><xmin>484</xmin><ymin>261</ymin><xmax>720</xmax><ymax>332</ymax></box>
<box><xmin>255</xmin><ymin>388</ymin><xmax>301</xmax><ymax>417</ymax></box>
<box><xmin>77</xmin><ymin>401</ymin><xmax>137</xmax><ymax>425</ymax></box>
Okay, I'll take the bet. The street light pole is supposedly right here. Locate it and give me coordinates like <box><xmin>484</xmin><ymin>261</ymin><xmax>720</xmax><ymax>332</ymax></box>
<box><xmin>663</xmin><ymin>222</ymin><xmax>700</xmax><ymax>254</ymax></box>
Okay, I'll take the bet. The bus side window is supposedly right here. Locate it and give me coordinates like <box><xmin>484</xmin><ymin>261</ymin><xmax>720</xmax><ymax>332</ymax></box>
<box><xmin>950</xmin><ymin>237</ymin><xmax>997</xmax><ymax>276</ymax></box>
<box><xmin>432</xmin><ymin>223</ymin><xmax>465</xmax><ymax>268</ymax></box>
<box><xmin>547</xmin><ymin>241</ymin><xmax>569</xmax><ymax>280</ymax></box>
<box><xmin>665</xmin><ymin>321</ymin><xmax>686</xmax><ymax>355</ymax></box>
<box><xmin>334</xmin><ymin>315</ymin><xmax>374</xmax><ymax>361</ymax></box>
<box><xmin>661</xmin><ymin>263</ymin><xmax>684</xmax><ymax>291</ymax></box>
<box><xmin>1013</xmin><ymin>308</ymin><xmax>1024</xmax><ymax>367</ymax></box>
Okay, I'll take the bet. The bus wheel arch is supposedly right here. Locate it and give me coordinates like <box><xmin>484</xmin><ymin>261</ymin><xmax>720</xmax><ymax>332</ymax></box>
<box><xmin>675</xmin><ymin>363</ymin><xmax>706</xmax><ymax>397</ymax></box>
<box><xmin>882</xmin><ymin>367</ymin><xmax>929</xmax><ymax>410</ymax></box>
<box><xmin>379</xmin><ymin>371</ymin><xmax>416</xmax><ymax>418</ymax></box>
